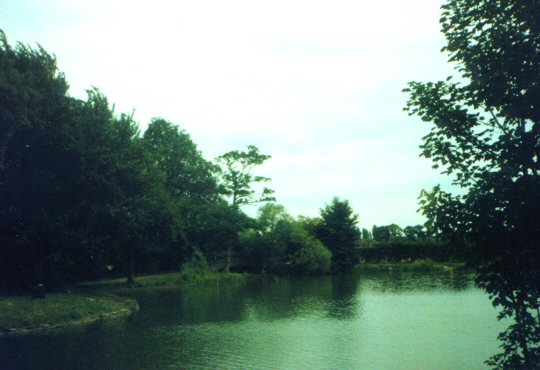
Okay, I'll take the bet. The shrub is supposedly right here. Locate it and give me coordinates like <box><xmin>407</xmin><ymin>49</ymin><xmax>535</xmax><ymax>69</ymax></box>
<box><xmin>287</xmin><ymin>225</ymin><xmax>332</xmax><ymax>274</ymax></box>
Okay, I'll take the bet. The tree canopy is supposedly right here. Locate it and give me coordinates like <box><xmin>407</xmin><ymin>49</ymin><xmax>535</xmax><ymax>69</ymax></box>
<box><xmin>0</xmin><ymin>32</ymin><xmax>244</xmax><ymax>288</ymax></box>
<box><xmin>404</xmin><ymin>1</ymin><xmax>540</xmax><ymax>367</ymax></box>
<box><xmin>216</xmin><ymin>145</ymin><xmax>275</xmax><ymax>207</ymax></box>
<box><xmin>317</xmin><ymin>198</ymin><xmax>359</xmax><ymax>273</ymax></box>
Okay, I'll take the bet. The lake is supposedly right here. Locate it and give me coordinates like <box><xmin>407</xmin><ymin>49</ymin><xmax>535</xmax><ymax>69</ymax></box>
<box><xmin>1</xmin><ymin>270</ymin><xmax>506</xmax><ymax>369</ymax></box>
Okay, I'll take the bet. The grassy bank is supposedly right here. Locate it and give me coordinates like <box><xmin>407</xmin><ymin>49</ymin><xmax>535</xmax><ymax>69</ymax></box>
<box><xmin>0</xmin><ymin>293</ymin><xmax>138</xmax><ymax>335</ymax></box>
<box><xmin>0</xmin><ymin>270</ymin><xmax>252</xmax><ymax>336</ymax></box>
<box><xmin>3</xmin><ymin>263</ymin><xmax>463</xmax><ymax>335</ymax></box>
<box><xmin>74</xmin><ymin>270</ymin><xmax>254</xmax><ymax>292</ymax></box>
<box><xmin>356</xmin><ymin>259</ymin><xmax>467</xmax><ymax>273</ymax></box>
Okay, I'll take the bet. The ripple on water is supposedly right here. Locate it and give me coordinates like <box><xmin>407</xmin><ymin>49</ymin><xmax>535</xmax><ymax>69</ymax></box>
<box><xmin>1</xmin><ymin>272</ymin><xmax>505</xmax><ymax>370</ymax></box>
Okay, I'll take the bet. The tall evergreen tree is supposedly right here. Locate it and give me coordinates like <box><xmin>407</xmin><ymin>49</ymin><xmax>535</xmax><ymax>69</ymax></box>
<box><xmin>318</xmin><ymin>198</ymin><xmax>359</xmax><ymax>273</ymax></box>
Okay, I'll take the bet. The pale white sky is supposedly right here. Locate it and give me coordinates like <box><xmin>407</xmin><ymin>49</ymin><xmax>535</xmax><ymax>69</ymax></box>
<box><xmin>1</xmin><ymin>0</ymin><xmax>455</xmax><ymax>229</ymax></box>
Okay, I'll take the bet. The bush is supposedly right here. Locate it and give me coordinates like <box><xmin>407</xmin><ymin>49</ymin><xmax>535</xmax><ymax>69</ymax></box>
<box><xmin>295</xmin><ymin>241</ymin><xmax>332</xmax><ymax>274</ymax></box>
<box><xmin>178</xmin><ymin>249</ymin><xmax>211</xmax><ymax>281</ymax></box>
<box><xmin>238</xmin><ymin>228</ymin><xmax>286</xmax><ymax>272</ymax></box>
<box><xmin>287</xmin><ymin>225</ymin><xmax>332</xmax><ymax>274</ymax></box>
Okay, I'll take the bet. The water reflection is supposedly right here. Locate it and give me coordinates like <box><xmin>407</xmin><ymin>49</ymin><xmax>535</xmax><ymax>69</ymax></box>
<box><xmin>1</xmin><ymin>270</ymin><xmax>500</xmax><ymax>370</ymax></box>
<box><xmin>360</xmin><ymin>270</ymin><xmax>475</xmax><ymax>293</ymax></box>
<box><xmin>326</xmin><ymin>275</ymin><xmax>360</xmax><ymax>320</ymax></box>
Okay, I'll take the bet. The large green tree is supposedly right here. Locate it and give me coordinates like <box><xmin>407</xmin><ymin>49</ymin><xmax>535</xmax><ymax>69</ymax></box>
<box><xmin>372</xmin><ymin>225</ymin><xmax>390</xmax><ymax>242</ymax></box>
<box><xmin>317</xmin><ymin>198</ymin><xmax>359</xmax><ymax>273</ymax></box>
<box><xmin>215</xmin><ymin>145</ymin><xmax>275</xmax><ymax>271</ymax></box>
<box><xmin>239</xmin><ymin>203</ymin><xmax>292</xmax><ymax>272</ymax></box>
<box><xmin>0</xmin><ymin>32</ymin><xmax>75</xmax><ymax>289</ymax></box>
<box><xmin>372</xmin><ymin>224</ymin><xmax>404</xmax><ymax>241</ymax></box>
<box><xmin>403</xmin><ymin>225</ymin><xmax>427</xmax><ymax>241</ymax></box>
<box><xmin>239</xmin><ymin>203</ymin><xmax>331</xmax><ymax>274</ymax></box>
<box><xmin>404</xmin><ymin>1</ymin><xmax>540</xmax><ymax>367</ymax></box>
<box><xmin>143</xmin><ymin>118</ymin><xmax>218</xmax><ymax>201</ymax></box>
<box><xmin>0</xmin><ymin>32</ymin><xmax>167</xmax><ymax>288</ymax></box>
<box><xmin>215</xmin><ymin>145</ymin><xmax>275</xmax><ymax>207</ymax></box>
<box><xmin>142</xmin><ymin>118</ymin><xmax>224</xmax><ymax>266</ymax></box>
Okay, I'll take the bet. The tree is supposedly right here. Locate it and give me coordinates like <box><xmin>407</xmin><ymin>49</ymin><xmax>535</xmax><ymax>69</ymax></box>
<box><xmin>142</xmin><ymin>118</ymin><xmax>224</xmax><ymax>267</ymax></box>
<box><xmin>0</xmin><ymin>31</ymin><xmax>169</xmax><ymax>288</ymax></box>
<box><xmin>215</xmin><ymin>145</ymin><xmax>275</xmax><ymax>271</ymax></box>
<box><xmin>372</xmin><ymin>225</ymin><xmax>390</xmax><ymax>242</ymax></box>
<box><xmin>372</xmin><ymin>224</ymin><xmax>404</xmax><ymax>241</ymax></box>
<box><xmin>387</xmin><ymin>224</ymin><xmax>404</xmax><ymax>239</ymax></box>
<box><xmin>298</xmin><ymin>216</ymin><xmax>322</xmax><ymax>238</ymax></box>
<box><xmin>257</xmin><ymin>203</ymin><xmax>293</xmax><ymax>237</ymax></box>
<box><xmin>143</xmin><ymin>118</ymin><xmax>218</xmax><ymax>201</ymax></box>
<box><xmin>215</xmin><ymin>145</ymin><xmax>275</xmax><ymax>207</ymax></box>
<box><xmin>361</xmin><ymin>228</ymin><xmax>371</xmax><ymax>240</ymax></box>
<box><xmin>318</xmin><ymin>198</ymin><xmax>360</xmax><ymax>273</ymax></box>
<box><xmin>0</xmin><ymin>32</ymin><xmax>75</xmax><ymax>289</ymax></box>
<box><xmin>69</xmin><ymin>91</ymin><xmax>164</xmax><ymax>285</ymax></box>
<box><xmin>403</xmin><ymin>225</ymin><xmax>427</xmax><ymax>241</ymax></box>
<box><xmin>239</xmin><ymin>203</ymin><xmax>332</xmax><ymax>274</ymax></box>
<box><xmin>240</xmin><ymin>203</ymin><xmax>292</xmax><ymax>272</ymax></box>
<box><xmin>404</xmin><ymin>1</ymin><xmax>540</xmax><ymax>367</ymax></box>
<box><xmin>287</xmin><ymin>223</ymin><xmax>331</xmax><ymax>274</ymax></box>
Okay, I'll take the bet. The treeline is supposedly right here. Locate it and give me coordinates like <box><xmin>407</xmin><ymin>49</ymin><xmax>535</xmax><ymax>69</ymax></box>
<box><xmin>0</xmin><ymin>36</ymin><xmax>221</xmax><ymax>290</ymax></box>
<box><xmin>357</xmin><ymin>224</ymin><xmax>464</xmax><ymax>262</ymax></box>
<box><xmin>236</xmin><ymin>199</ymin><xmax>359</xmax><ymax>275</ymax></box>
<box><xmin>0</xmin><ymin>33</ymin><xmax>365</xmax><ymax>291</ymax></box>
<box><xmin>0</xmin><ymin>33</ymin><xmax>462</xmax><ymax>292</ymax></box>
<box><xmin>357</xmin><ymin>240</ymin><xmax>463</xmax><ymax>263</ymax></box>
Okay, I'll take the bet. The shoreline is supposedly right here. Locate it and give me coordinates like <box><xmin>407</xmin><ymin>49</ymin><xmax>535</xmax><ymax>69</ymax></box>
<box><xmin>0</xmin><ymin>264</ymin><xmax>465</xmax><ymax>336</ymax></box>
<box><xmin>0</xmin><ymin>306</ymin><xmax>136</xmax><ymax>337</ymax></box>
<box><xmin>356</xmin><ymin>259</ymin><xmax>467</xmax><ymax>272</ymax></box>
<box><xmin>0</xmin><ymin>271</ymin><xmax>251</xmax><ymax>337</ymax></box>
<box><xmin>0</xmin><ymin>293</ymin><xmax>139</xmax><ymax>337</ymax></box>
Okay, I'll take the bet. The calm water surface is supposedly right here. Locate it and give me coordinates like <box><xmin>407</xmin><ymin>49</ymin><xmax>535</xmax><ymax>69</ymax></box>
<box><xmin>1</xmin><ymin>271</ymin><xmax>507</xmax><ymax>369</ymax></box>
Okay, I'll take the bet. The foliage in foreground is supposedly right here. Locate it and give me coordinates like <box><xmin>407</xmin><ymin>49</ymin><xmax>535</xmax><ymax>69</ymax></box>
<box><xmin>404</xmin><ymin>0</ymin><xmax>540</xmax><ymax>367</ymax></box>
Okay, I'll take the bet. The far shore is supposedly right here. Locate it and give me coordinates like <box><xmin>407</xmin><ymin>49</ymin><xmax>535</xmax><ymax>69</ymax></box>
<box><xmin>355</xmin><ymin>259</ymin><xmax>467</xmax><ymax>273</ymax></box>
<box><xmin>0</xmin><ymin>261</ymin><xmax>465</xmax><ymax>336</ymax></box>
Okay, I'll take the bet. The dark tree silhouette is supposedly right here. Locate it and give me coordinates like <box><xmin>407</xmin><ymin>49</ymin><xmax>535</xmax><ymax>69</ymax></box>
<box><xmin>404</xmin><ymin>1</ymin><xmax>540</xmax><ymax>367</ymax></box>
<box><xmin>318</xmin><ymin>198</ymin><xmax>359</xmax><ymax>273</ymax></box>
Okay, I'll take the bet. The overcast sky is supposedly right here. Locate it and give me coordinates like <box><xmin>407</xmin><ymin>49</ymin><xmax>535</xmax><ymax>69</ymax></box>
<box><xmin>2</xmin><ymin>0</ymin><xmax>456</xmax><ymax>229</ymax></box>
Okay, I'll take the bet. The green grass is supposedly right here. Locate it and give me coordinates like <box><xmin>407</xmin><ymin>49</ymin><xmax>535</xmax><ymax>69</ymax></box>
<box><xmin>356</xmin><ymin>259</ymin><xmax>466</xmax><ymax>273</ymax></box>
<box><xmin>0</xmin><ymin>293</ymin><xmax>138</xmax><ymax>334</ymax></box>
<box><xmin>73</xmin><ymin>270</ymin><xmax>254</xmax><ymax>292</ymax></box>
<box><xmin>0</xmin><ymin>269</ymin><xmax>252</xmax><ymax>335</ymax></box>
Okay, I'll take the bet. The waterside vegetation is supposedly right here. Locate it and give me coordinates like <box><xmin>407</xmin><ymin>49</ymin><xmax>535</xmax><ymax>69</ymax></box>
<box><xmin>0</xmin><ymin>293</ymin><xmax>138</xmax><ymax>335</ymax></box>
<box><xmin>356</xmin><ymin>259</ymin><xmax>465</xmax><ymax>273</ymax></box>
<box><xmin>2</xmin><ymin>0</ymin><xmax>539</xmax><ymax>365</ymax></box>
<box><xmin>0</xmin><ymin>260</ymin><xmax>463</xmax><ymax>336</ymax></box>
<box><xmin>0</xmin><ymin>28</ymin><xmax>469</xmax><ymax>336</ymax></box>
